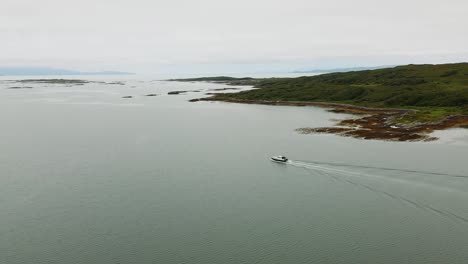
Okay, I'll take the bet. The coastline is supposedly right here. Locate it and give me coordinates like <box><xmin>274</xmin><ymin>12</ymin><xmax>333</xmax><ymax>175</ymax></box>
<box><xmin>190</xmin><ymin>96</ymin><xmax>468</xmax><ymax>142</ymax></box>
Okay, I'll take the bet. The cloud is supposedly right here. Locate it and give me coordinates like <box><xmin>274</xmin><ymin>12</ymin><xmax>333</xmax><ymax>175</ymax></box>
<box><xmin>1</xmin><ymin>0</ymin><xmax>468</xmax><ymax>74</ymax></box>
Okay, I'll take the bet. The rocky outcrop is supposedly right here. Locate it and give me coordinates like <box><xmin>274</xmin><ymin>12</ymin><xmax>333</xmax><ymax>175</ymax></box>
<box><xmin>190</xmin><ymin>97</ymin><xmax>468</xmax><ymax>142</ymax></box>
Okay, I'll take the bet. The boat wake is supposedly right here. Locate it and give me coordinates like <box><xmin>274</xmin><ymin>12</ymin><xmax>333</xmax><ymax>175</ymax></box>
<box><xmin>292</xmin><ymin>160</ymin><xmax>468</xmax><ymax>179</ymax></box>
<box><xmin>286</xmin><ymin>160</ymin><xmax>468</xmax><ymax>225</ymax></box>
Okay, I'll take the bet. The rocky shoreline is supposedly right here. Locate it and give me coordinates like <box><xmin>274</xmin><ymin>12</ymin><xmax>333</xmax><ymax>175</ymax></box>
<box><xmin>190</xmin><ymin>97</ymin><xmax>468</xmax><ymax>142</ymax></box>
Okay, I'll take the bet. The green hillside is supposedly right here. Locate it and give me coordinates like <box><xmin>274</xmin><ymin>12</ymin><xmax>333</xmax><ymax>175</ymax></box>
<box><xmin>216</xmin><ymin>63</ymin><xmax>468</xmax><ymax>122</ymax></box>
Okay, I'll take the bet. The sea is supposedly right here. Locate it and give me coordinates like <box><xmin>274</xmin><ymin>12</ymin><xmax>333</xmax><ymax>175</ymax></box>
<box><xmin>1</xmin><ymin>74</ymin><xmax>467</xmax><ymax>264</ymax></box>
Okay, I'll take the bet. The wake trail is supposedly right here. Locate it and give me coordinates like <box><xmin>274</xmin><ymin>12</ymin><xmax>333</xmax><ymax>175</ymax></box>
<box><xmin>294</xmin><ymin>160</ymin><xmax>468</xmax><ymax>178</ymax></box>
<box><xmin>289</xmin><ymin>160</ymin><xmax>468</xmax><ymax>225</ymax></box>
<box><xmin>288</xmin><ymin>160</ymin><xmax>468</xmax><ymax>195</ymax></box>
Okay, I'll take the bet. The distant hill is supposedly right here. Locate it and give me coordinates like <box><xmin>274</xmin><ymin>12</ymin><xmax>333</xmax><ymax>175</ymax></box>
<box><xmin>292</xmin><ymin>65</ymin><xmax>394</xmax><ymax>74</ymax></box>
<box><xmin>169</xmin><ymin>76</ymin><xmax>260</xmax><ymax>85</ymax></box>
<box><xmin>170</xmin><ymin>76</ymin><xmax>254</xmax><ymax>82</ymax></box>
<box><xmin>0</xmin><ymin>67</ymin><xmax>134</xmax><ymax>76</ymax></box>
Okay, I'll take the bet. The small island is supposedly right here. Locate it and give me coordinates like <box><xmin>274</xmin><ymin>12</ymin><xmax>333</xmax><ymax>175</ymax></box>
<box><xmin>182</xmin><ymin>63</ymin><xmax>468</xmax><ymax>142</ymax></box>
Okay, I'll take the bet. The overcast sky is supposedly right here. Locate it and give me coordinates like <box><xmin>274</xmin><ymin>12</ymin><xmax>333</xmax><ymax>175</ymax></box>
<box><xmin>2</xmin><ymin>0</ymin><xmax>468</xmax><ymax>74</ymax></box>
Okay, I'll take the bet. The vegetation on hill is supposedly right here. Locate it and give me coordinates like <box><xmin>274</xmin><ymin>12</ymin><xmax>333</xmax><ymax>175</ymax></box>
<box><xmin>213</xmin><ymin>63</ymin><xmax>468</xmax><ymax>123</ymax></box>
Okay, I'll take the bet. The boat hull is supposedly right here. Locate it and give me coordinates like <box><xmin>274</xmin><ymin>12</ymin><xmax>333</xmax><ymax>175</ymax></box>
<box><xmin>270</xmin><ymin>158</ymin><xmax>288</xmax><ymax>163</ymax></box>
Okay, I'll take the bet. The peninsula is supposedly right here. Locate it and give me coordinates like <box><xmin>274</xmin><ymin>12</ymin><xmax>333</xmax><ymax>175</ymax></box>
<box><xmin>182</xmin><ymin>63</ymin><xmax>468</xmax><ymax>141</ymax></box>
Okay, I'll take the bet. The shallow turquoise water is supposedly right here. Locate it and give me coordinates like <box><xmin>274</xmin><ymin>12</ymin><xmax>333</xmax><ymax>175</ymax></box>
<box><xmin>1</xmin><ymin>77</ymin><xmax>467</xmax><ymax>264</ymax></box>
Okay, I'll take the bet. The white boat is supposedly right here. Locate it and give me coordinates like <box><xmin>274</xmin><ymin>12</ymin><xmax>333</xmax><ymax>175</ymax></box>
<box><xmin>271</xmin><ymin>156</ymin><xmax>288</xmax><ymax>163</ymax></box>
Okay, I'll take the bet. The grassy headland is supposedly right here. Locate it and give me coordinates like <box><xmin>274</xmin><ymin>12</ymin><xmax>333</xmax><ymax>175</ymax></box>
<box><xmin>180</xmin><ymin>63</ymin><xmax>468</xmax><ymax>141</ymax></box>
<box><xmin>218</xmin><ymin>63</ymin><xmax>468</xmax><ymax>119</ymax></box>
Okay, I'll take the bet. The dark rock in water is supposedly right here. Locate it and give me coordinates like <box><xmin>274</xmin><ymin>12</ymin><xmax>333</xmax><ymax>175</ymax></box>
<box><xmin>16</xmin><ymin>79</ymin><xmax>89</xmax><ymax>85</ymax></box>
<box><xmin>145</xmin><ymin>94</ymin><xmax>158</xmax><ymax>97</ymax></box>
<box><xmin>208</xmin><ymin>87</ymin><xmax>241</xmax><ymax>91</ymax></box>
<box><xmin>168</xmin><ymin>90</ymin><xmax>201</xmax><ymax>95</ymax></box>
<box><xmin>8</xmin><ymin>86</ymin><xmax>33</xmax><ymax>89</ymax></box>
<box><xmin>122</xmin><ymin>96</ymin><xmax>133</xmax><ymax>98</ymax></box>
<box><xmin>168</xmin><ymin>91</ymin><xmax>187</xmax><ymax>95</ymax></box>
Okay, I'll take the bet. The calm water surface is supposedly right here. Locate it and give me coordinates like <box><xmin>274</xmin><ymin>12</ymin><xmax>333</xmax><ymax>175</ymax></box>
<box><xmin>1</xmin><ymin>76</ymin><xmax>468</xmax><ymax>264</ymax></box>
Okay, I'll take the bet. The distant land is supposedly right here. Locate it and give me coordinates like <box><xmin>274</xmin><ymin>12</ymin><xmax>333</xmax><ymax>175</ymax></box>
<box><xmin>292</xmin><ymin>65</ymin><xmax>395</xmax><ymax>74</ymax></box>
<box><xmin>0</xmin><ymin>67</ymin><xmax>134</xmax><ymax>76</ymax></box>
